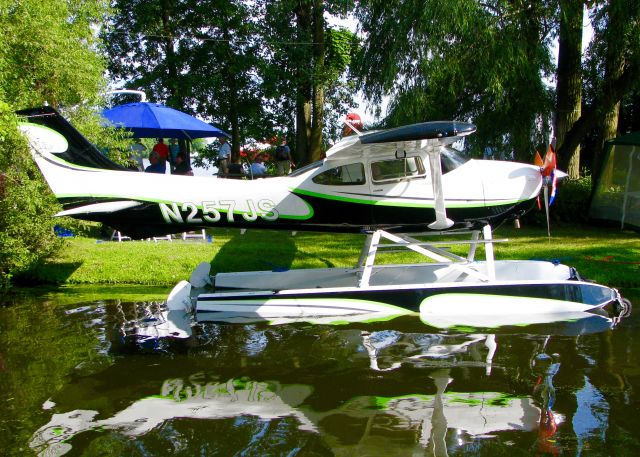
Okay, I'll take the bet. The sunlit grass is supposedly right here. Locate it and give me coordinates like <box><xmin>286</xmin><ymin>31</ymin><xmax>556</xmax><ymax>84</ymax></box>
<box><xmin>24</xmin><ymin>224</ymin><xmax>640</xmax><ymax>289</ymax></box>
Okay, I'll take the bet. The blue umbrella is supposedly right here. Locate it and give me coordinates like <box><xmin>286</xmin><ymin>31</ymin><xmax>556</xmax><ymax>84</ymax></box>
<box><xmin>102</xmin><ymin>102</ymin><xmax>229</xmax><ymax>140</ymax></box>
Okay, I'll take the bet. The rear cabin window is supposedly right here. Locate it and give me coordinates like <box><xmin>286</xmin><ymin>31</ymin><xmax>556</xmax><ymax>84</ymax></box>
<box><xmin>371</xmin><ymin>157</ymin><xmax>425</xmax><ymax>183</ymax></box>
<box><xmin>312</xmin><ymin>163</ymin><xmax>366</xmax><ymax>185</ymax></box>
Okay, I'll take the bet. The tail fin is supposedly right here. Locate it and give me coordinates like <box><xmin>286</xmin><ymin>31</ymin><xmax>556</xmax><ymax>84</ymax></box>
<box><xmin>16</xmin><ymin>106</ymin><xmax>128</xmax><ymax>171</ymax></box>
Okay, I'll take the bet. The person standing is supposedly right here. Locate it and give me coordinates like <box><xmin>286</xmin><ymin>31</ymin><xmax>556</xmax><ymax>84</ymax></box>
<box><xmin>217</xmin><ymin>137</ymin><xmax>231</xmax><ymax>175</ymax></box>
<box><xmin>129</xmin><ymin>139</ymin><xmax>147</xmax><ymax>171</ymax></box>
<box><xmin>275</xmin><ymin>139</ymin><xmax>294</xmax><ymax>176</ymax></box>
<box><xmin>168</xmin><ymin>138</ymin><xmax>180</xmax><ymax>172</ymax></box>
<box><xmin>152</xmin><ymin>138</ymin><xmax>170</xmax><ymax>166</ymax></box>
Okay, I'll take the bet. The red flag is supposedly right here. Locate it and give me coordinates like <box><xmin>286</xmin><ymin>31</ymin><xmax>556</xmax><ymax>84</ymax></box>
<box><xmin>542</xmin><ymin>144</ymin><xmax>556</xmax><ymax>177</ymax></box>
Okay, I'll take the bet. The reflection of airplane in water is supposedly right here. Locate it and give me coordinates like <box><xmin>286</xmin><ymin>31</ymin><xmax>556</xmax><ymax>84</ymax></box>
<box><xmin>30</xmin><ymin>371</ymin><xmax>546</xmax><ymax>457</ymax></box>
<box><xmin>30</xmin><ymin>378</ymin><xmax>316</xmax><ymax>456</ymax></box>
<box><xmin>532</xmin><ymin>348</ymin><xmax>561</xmax><ymax>455</ymax></box>
<box><xmin>31</xmin><ymin>300</ymin><xmax>628</xmax><ymax>456</ymax></box>
<box><xmin>19</xmin><ymin>107</ymin><xmax>629</xmax><ymax>325</ymax></box>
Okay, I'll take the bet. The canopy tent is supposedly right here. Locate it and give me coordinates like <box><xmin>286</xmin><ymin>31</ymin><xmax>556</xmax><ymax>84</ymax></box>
<box><xmin>102</xmin><ymin>102</ymin><xmax>229</xmax><ymax>140</ymax></box>
<box><xmin>589</xmin><ymin>131</ymin><xmax>640</xmax><ymax>230</ymax></box>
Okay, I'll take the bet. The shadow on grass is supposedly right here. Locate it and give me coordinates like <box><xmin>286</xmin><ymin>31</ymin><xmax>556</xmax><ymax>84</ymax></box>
<box><xmin>210</xmin><ymin>230</ymin><xmax>297</xmax><ymax>274</ymax></box>
<box><xmin>16</xmin><ymin>261</ymin><xmax>83</xmax><ymax>286</ymax></box>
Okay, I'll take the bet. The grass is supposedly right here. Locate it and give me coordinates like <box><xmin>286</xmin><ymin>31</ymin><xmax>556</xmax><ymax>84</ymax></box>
<box><xmin>20</xmin><ymin>224</ymin><xmax>640</xmax><ymax>290</ymax></box>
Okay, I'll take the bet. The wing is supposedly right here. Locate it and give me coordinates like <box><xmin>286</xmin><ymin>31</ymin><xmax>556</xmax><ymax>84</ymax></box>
<box><xmin>325</xmin><ymin>121</ymin><xmax>476</xmax><ymax>162</ymax></box>
<box><xmin>359</xmin><ymin>121</ymin><xmax>476</xmax><ymax>144</ymax></box>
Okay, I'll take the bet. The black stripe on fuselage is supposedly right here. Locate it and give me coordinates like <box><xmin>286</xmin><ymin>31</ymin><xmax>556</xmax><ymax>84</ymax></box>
<box><xmin>56</xmin><ymin>195</ymin><xmax>536</xmax><ymax>238</ymax></box>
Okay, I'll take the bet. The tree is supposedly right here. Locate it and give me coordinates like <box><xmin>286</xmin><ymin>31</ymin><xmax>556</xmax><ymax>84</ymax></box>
<box><xmin>103</xmin><ymin>0</ymin><xmax>357</xmax><ymax>166</ymax></box>
<box><xmin>558</xmin><ymin>0</ymin><xmax>640</xmax><ymax>178</ymax></box>
<box><xmin>260</xmin><ymin>0</ymin><xmax>342</xmax><ymax>163</ymax></box>
<box><xmin>263</xmin><ymin>0</ymin><xmax>357</xmax><ymax>164</ymax></box>
<box><xmin>0</xmin><ymin>0</ymin><xmax>111</xmax><ymax>288</ymax></box>
<box><xmin>354</xmin><ymin>0</ymin><xmax>556</xmax><ymax>161</ymax></box>
<box><xmin>555</xmin><ymin>0</ymin><xmax>584</xmax><ymax>178</ymax></box>
<box><xmin>183</xmin><ymin>0</ymin><xmax>266</xmax><ymax>160</ymax></box>
<box><xmin>103</xmin><ymin>0</ymin><xmax>266</xmax><ymax>161</ymax></box>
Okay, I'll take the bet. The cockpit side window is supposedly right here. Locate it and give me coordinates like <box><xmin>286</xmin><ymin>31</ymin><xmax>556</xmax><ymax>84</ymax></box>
<box><xmin>312</xmin><ymin>163</ymin><xmax>366</xmax><ymax>185</ymax></box>
<box><xmin>370</xmin><ymin>157</ymin><xmax>425</xmax><ymax>183</ymax></box>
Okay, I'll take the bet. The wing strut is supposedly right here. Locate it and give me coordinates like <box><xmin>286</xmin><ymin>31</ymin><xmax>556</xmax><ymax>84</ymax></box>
<box><xmin>427</xmin><ymin>146</ymin><xmax>454</xmax><ymax>230</ymax></box>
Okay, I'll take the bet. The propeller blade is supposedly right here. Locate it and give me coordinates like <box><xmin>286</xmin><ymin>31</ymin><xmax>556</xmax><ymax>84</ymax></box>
<box><xmin>534</xmin><ymin>145</ymin><xmax>556</xmax><ymax>236</ymax></box>
<box><xmin>542</xmin><ymin>144</ymin><xmax>556</xmax><ymax>177</ymax></box>
<box><xmin>534</xmin><ymin>150</ymin><xmax>544</xmax><ymax>167</ymax></box>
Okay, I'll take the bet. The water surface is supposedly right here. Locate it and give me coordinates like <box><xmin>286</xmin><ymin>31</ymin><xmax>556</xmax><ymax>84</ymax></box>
<box><xmin>1</xmin><ymin>287</ymin><xmax>639</xmax><ymax>456</ymax></box>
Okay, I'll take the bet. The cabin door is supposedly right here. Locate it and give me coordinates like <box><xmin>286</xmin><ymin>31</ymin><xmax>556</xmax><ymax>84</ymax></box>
<box><xmin>368</xmin><ymin>156</ymin><xmax>433</xmax><ymax>226</ymax></box>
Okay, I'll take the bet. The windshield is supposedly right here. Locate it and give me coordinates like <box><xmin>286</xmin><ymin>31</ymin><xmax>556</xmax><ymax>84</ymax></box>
<box><xmin>289</xmin><ymin>160</ymin><xmax>323</xmax><ymax>177</ymax></box>
<box><xmin>441</xmin><ymin>145</ymin><xmax>470</xmax><ymax>173</ymax></box>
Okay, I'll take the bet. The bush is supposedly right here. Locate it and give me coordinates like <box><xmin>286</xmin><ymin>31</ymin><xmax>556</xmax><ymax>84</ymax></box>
<box><xmin>521</xmin><ymin>173</ymin><xmax>593</xmax><ymax>226</ymax></box>
<box><xmin>0</xmin><ymin>102</ymin><xmax>61</xmax><ymax>288</ymax></box>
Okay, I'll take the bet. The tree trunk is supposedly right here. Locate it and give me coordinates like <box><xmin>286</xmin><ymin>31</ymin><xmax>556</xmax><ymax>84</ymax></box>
<box><xmin>592</xmin><ymin>0</ymin><xmax>625</xmax><ymax>179</ymax></box>
<box><xmin>309</xmin><ymin>0</ymin><xmax>325</xmax><ymax>162</ymax></box>
<box><xmin>295</xmin><ymin>1</ymin><xmax>313</xmax><ymax>164</ymax></box>
<box><xmin>160</xmin><ymin>0</ymin><xmax>179</xmax><ymax>106</ymax></box>
<box><xmin>555</xmin><ymin>0</ymin><xmax>583</xmax><ymax>178</ymax></box>
<box><xmin>296</xmin><ymin>96</ymin><xmax>312</xmax><ymax>164</ymax></box>
<box><xmin>513</xmin><ymin>122</ymin><xmax>533</xmax><ymax>163</ymax></box>
<box><xmin>556</xmin><ymin>1</ymin><xmax>639</xmax><ymax>173</ymax></box>
<box><xmin>511</xmin><ymin>2</ymin><xmax>544</xmax><ymax>162</ymax></box>
<box><xmin>221</xmin><ymin>28</ymin><xmax>242</xmax><ymax>161</ymax></box>
<box><xmin>557</xmin><ymin>56</ymin><xmax>639</xmax><ymax>162</ymax></box>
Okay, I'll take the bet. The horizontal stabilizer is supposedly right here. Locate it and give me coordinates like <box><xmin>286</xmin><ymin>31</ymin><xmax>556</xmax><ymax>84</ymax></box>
<box><xmin>56</xmin><ymin>201</ymin><xmax>142</xmax><ymax>217</ymax></box>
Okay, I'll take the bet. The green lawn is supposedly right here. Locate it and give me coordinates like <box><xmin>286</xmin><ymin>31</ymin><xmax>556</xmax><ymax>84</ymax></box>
<box><xmin>23</xmin><ymin>224</ymin><xmax>640</xmax><ymax>290</ymax></box>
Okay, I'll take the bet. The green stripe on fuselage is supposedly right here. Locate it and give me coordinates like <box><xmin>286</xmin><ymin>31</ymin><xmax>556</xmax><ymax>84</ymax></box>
<box><xmin>292</xmin><ymin>188</ymin><xmax>526</xmax><ymax>208</ymax></box>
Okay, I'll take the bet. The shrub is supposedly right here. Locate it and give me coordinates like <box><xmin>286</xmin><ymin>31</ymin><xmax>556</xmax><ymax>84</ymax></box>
<box><xmin>521</xmin><ymin>173</ymin><xmax>593</xmax><ymax>226</ymax></box>
<box><xmin>0</xmin><ymin>102</ymin><xmax>61</xmax><ymax>288</ymax></box>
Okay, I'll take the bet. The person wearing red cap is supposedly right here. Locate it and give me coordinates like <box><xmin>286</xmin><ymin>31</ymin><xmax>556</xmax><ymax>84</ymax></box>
<box><xmin>343</xmin><ymin>112</ymin><xmax>363</xmax><ymax>136</ymax></box>
<box><xmin>152</xmin><ymin>138</ymin><xmax>170</xmax><ymax>167</ymax></box>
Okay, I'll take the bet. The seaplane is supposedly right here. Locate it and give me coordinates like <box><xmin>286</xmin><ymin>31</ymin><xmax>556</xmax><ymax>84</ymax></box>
<box><xmin>18</xmin><ymin>106</ymin><xmax>629</xmax><ymax>327</ymax></box>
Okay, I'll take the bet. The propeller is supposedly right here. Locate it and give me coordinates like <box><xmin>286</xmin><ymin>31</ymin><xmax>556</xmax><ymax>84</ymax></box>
<box><xmin>534</xmin><ymin>145</ymin><xmax>559</xmax><ymax>237</ymax></box>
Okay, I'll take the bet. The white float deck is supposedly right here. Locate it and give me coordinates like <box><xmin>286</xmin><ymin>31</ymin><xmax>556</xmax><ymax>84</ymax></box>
<box><xmin>212</xmin><ymin>260</ymin><xmax>573</xmax><ymax>292</ymax></box>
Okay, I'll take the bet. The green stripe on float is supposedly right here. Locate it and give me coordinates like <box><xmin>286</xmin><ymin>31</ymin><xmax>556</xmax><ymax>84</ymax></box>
<box><xmin>319</xmin><ymin>312</ymin><xmax>413</xmax><ymax>326</ymax></box>
<box><xmin>211</xmin><ymin>297</ymin><xmax>412</xmax><ymax>313</ymax></box>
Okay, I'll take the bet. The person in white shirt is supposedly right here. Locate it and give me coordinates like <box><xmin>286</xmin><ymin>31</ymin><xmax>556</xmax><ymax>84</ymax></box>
<box><xmin>217</xmin><ymin>137</ymin><xmax>231</xmax><ymax>174</ymax></box>
<box><xmin>250</xmin><ymin>155</ymin><xmax>266</xmax><ymax>177</ymax></box>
